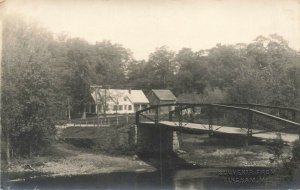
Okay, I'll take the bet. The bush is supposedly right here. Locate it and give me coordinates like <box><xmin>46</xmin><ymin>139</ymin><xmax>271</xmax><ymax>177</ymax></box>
<box><xmin>292</xmin><ymin>140</ymin><xmax>300</xmax><ymax>163</ymax></box>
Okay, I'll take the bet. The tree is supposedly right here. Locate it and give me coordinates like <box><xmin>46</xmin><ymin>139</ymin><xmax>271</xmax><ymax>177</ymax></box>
<box><xmin>175</xmin><ymin>48</ymin><xmax>208</xmax><ymax>94</ymax></box>
<box><xmin>206</xmin><ymin>44</ymin><xmax>244</xmax><ymax>89</ymax></box>
<box><xmin>2</xmin><ymin>15</ymin><xmax>56</xmax><ymax>158</ymax></box>
<box><xmin>227</xmin><ymin>34</ymin><xmax>300</xmax><ymax>107</ymax></box>
<box><xmin>63</xmin><ymin>38</ymin><xmax>94</xmax><ymax>118</ymax></box>
<box><xmin>127</xmin><ymin>60</ymin><xmax>153</xmax><ymax>90</ymax></box>
<box><xmin>147</xmin><ymin>46</ymin><xmax>176</xmax><ymax>89</ymax></box>
<box><xmin>93</xmin><ymin>40</ymin><xmax>133</xmax><ymax>87</ymax></box>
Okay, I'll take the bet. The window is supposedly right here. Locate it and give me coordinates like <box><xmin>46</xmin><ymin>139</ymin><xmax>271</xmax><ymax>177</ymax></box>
<box><xmin>128</xmin><ymin>105</ymin><xmax>132</xmax><ymax>110</ymax></box>
<box><xmin>124</xmin><ymin>105</ymin><xmax>127</xmax><ymax>110</ymax></box>
<box><xmin>91</xmin><ymin>105</ymin><xmax>96</xmax><ymax>113</ymax></box>
<box><xmin>124</xmin><ymin>97</ymin><xmax>127</xmax><ymax>101</ymax></box>
<box><xmin>119</xmin><ymin>105</ymin><xmax>123</xmax><ymax>110</ymax></box>
<box><xmin>113</xmin><ymin>105</ymin><xmax>117</xmax><ymax>111</ymax></box>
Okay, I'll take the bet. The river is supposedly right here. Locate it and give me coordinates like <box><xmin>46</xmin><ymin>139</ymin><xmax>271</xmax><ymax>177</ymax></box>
<box><xmin>3</xmin><ymin>131</ymin><xmax>300</xmax><ymax>189</ymax></box>
<box><xmin>4</xmin><ymin>166</ymin><xmax>300</xmax><ymax>190</ymax></box>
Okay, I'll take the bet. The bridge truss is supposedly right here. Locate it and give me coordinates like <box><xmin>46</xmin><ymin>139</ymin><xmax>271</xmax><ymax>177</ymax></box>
<box><xmin>136</xmin><ymin>103</ymin><xmax>300</xmax><ymax>139</ymax></box>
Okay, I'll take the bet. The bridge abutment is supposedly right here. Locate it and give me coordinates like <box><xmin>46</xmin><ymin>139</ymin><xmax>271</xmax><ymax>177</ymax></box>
<box><xmin>172</xmin><ymin>131</ymin><xmax>181</xmax><ymax>152</ymax></box>
<box><xmin>136</xmin><ymin>124</ymin><xmax>177</xmax><ymax>157</ymax></box>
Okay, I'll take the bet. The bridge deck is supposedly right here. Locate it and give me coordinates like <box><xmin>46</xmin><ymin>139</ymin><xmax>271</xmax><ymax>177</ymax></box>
<box><xmin>141</xmin><ymin>121</ymin><xmax>299</xmax><ymax>143</ymax></box>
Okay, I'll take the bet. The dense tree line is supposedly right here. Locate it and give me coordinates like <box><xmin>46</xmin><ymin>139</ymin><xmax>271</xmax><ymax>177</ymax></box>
<box><xmin>2</xmin><ymin>16</ymin><xmax>300</xmax><ymax>159</ymax></box>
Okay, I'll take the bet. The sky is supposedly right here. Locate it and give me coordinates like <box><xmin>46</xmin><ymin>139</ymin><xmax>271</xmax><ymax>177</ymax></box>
<box><xmin>4</xmin><ymin>0</ymin><xmax>300</xmax><ymax>60</ymax></box>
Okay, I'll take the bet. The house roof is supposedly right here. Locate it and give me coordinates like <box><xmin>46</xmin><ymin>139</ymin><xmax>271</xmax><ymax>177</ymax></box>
<box><xmin>151</xmin><ymin>89</ymin><xmax>177</xmax><ymax>101</ymax></box>
<box><xmin>128</xmin><ymin>90</ymin><xmax>149</xmax><ymax>104</ymax></box>
<box><xmin>91</xmin><ymin>89</ymin><xmax>149</xmax><ymax>104</ymax></box>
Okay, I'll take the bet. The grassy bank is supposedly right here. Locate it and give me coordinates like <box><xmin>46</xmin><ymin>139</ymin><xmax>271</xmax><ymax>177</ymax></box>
<box><xmin>3</xmin><ymin>140</ymin><xmax>155</xmax><ymax>181</ymax></box>
<box><xmin>60</xmin><ymin>125</ymin><xmax>136</xmax><ymax>155</ymax></box>
<box><xmin>178</xmin><ymin>133</ymin><xmax>292</xmax><ymax>167</ymax></box>
<box><xmin>3</xmin><ymin>127</ymin><xmax>300</xmax><ymax>186</ymax></box>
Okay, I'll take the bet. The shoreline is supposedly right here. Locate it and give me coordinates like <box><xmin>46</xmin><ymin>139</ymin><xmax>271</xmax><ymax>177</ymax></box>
<box><xmin>5</xmin><ymin>167</ymin><xmax>157</xmax><ymax>183</ymax></box>
<box><xmin>2</xmin><ymin>141</ymin><xmax>156</xmax><ymax>182</ymax></box>
<box><xmin>2</xmin><ymin>135</ymin><xmax>299</xmax><ymax>186</ymax></box>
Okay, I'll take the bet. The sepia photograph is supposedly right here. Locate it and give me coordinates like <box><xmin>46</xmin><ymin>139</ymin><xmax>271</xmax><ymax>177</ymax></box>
<box><xmin>1</xmin><ymin>0</ymin><xmax>300</xmax><ymax>189</ymax></box>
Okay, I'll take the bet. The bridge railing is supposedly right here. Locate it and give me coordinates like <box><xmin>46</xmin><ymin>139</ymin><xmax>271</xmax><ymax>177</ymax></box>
<box><xmin>167</xmin><ymin>104</ymin><xmax>249</xmax><ymax>135</ymax></box>
<box><xmin>136</xmin><ymin>103</ymin><xmax>181</xmax><ymax>125</ymax></box>
<box><xmin>170</xmin><ymin>103</ymin><xmax>300</xmax><ymax>122</ymax></box>
<box><xmin>136</xmin><ymin>103</ymin><xmax>300</xmax><ymax>137</ymax></box>
<box><xmin>69</xmin><ymin>114</ymin><xmax>136</xmax><ymax>127</ymax></box>
<box><xmin>220</xmin><ymin>103</ymin><xmax>300</xmax><ymax>122</ymax></box>
<box><xmin>212</xmin><ymin>104</ymin><xmax>300</xmax><ymax>136</ymax></box>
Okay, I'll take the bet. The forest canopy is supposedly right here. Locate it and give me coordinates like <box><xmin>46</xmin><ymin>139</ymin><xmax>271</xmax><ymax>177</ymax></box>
<box><xmin>2</xmin><ymin>15</ymin><xmax>300</xmax><ymax>158</ymax></box>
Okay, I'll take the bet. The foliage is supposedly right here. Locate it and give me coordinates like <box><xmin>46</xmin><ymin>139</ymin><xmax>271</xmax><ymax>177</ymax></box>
<box><xmin>2</xmin><ymin>15</ymin><xmax>56</xmax><ymax>157</ymax></box>
<box><xmin>174</xmin><ymin>48</ymin><xmax>207</xmax><ymax>94</ymax></box>
<box><xmin>2</xmin><ymin>15</ymin><xmax>135</xmax><ymax>158</ymax></box>
<box><xmin>268</xmin><ymin>134</ymin><xmax>285</xmax><ymax>164</ymax></box>
<box><xmin>2</xmin><ymin>14</ymin><xmax>300</xmax><ymax>159</ymax></box>
<box><xmin>292</xmin><ymin>140</ymin><xmax>300</xmax><ymax>163</ymax></box>
<box><xmin>177</xmin><ymin>87</ymin><xmax>227</xmax><ymax>103</ymax></box>
<box><xmin>267</xmin><ymin>135</ymin><xmax>299</xmax><ymax>179</ymax></box>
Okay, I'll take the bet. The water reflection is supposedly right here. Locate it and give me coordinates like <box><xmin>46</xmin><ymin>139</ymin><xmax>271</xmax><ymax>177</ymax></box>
<box><xmin>5</xmin><ymin>167</ymin><xmax>285</xmax><ymax>190</ymax></box>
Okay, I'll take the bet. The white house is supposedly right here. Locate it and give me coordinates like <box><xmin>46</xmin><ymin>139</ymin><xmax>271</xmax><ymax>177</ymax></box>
<box><xmin>87</xmin><ymin>89</ymin><xmax>149</xmax><ymax>114</ymax></box>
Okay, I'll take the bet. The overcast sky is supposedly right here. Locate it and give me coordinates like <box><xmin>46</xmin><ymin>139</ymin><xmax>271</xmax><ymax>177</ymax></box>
<box><xmin>4</xmin><ymin>0</ymin><xmax>300</xmax><ymax>60</ymax></box>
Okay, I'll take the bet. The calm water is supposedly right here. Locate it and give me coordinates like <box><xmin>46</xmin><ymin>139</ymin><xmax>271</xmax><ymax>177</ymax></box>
<box><xmin>3</xmin><ymin>167</ymin><xmax>300</xmax><ymax>190</ymax></box>
<box><xmin>3</xmin><ymin>134</ymin><xmax>300</xmax><ymax>189</ymax></box>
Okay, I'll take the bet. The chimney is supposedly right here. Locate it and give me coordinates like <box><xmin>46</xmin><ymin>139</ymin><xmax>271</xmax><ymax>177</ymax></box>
<box><xmin>128</xmin><ymin>88</ymin><xmax>131</xmax><ymax>94</ymax></box>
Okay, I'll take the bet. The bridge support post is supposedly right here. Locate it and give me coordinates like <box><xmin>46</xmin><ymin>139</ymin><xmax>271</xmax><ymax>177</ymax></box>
<box><xmin>169</xmin><ymin>111</ymin><xmax>173</xmax><ymax>121</ymax></box>
<box><xmin>246</xmin><ymin>110</ymin><xmax>253</xmax><ymax>146</ymax></box>
<box><xmin>155</xmin><ymin>106</ymin><xmax>159</xmax><ymax>124</ymax></box>
<box><xmin>208</xmin><ymin>105</ymin><xmax>213</xmax><ymax>137</ymax></box>
<box><xmin>178</xmin><ymin>105</ymin><xmax>183</xmax><ymax>127</ymax></box>
<box><xmin>247</xmin><ymin>110</ymin><xmax>253</xmax><ymax>137</ymax></box>
<box><xmin>292</xmin><ymin>110</ymin><xmax>296</xmax><ymax>122</ymax></box>
<box><xmin>191</xmin><ymin>106</ymin><xmax>195</xmax><ymax>123</ymax></box>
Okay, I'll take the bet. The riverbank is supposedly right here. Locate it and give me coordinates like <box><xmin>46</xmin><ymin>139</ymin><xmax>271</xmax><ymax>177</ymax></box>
<box><xmin>178</xmin><ymin>133</ymin><xmax>288</xmax><ymax>167</ymax></box>
<box><xmin>3</xmin><ymin>132</ymin><xmax>300</xmax><ymax>188</ymax></box>
<box><xmin>1</xmin><ymin>134</ymin><xmax>292</xmax><ymax>179</ymax></box>
<box><xmin>3</xmin><ymin>141</ymin><xmax>156</xmax><ymax>181</ymax></box>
